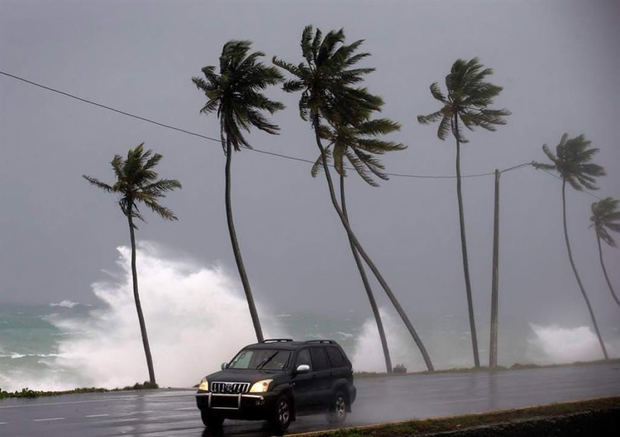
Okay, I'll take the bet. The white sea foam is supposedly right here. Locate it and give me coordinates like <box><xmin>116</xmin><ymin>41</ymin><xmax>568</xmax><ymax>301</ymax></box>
<box><xmin>49</xmin><ymin>300</ymin><xmax>80</xmax><ymax>309</ymax></box>
<box><xmin>526</xmin><ymin>324</ymin><xmax>617</xmax><ymax>364</ymax></box>
<box><xmin>7</xmin><ymin>242</ymin><xmax>285</xmax><ymax>391</ymax></box>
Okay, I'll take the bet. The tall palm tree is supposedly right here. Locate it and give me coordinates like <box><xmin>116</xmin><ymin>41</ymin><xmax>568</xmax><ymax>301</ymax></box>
<box><xmin>590</xmin><ymin>197</ymin><xmax>620</xmax><ymax>307</ymax></box>
<box><xmin>312</xmin><ymin>118</ymin><xmax>406</xmax><ymax>373</ymax></box>
<box><xmin>274</xmin><ymin>26</ymin><xmax>434</xmax><ymax>371</ymax></box>
<box><xmin>193</xmin><ymin>41</ymin><xmax>284</xmax><ymax>342</ymax></box>
<box><xmin>534</xmin><ymin>133</ymin><xmax>608</xmax><ymax>359</ymax></box>
<box><xmin>417</xmin><ymin>58</ymin><xmax>510</xmax><ymax>368</ymax></box>
<box><xmin>83</xmin><ymin>143</ymin><xmax>181</xmax><ymax>385</ymax></box>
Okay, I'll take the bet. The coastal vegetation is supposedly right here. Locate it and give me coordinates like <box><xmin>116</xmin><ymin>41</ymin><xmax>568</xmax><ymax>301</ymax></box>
<box><xmin>274</xmin><ymin>26</ymin><xmax>433</xmax><ymax>372</ymax></box>
<box><xmin>83</xmin><ymin>144</ymin><xmax>182</xmax><ymax>385</ymax></box>
<box><xmin>418</xmin><ymin>58</ymin><xmax>511</xmax><ymax>368</ymax></box>
<box><xmin>65</xmin><ymin>24</ymin><xmax>617</xmax><ymax>382</ymax></box>
<box><xmin>534</xmin><ymin>134</ymin><xmax>608</xmax><ymax>359</ymax></box>
<box><xmin>192</xmin><ymin>40</ymin><xmax>285</xmax><ymax>343</ymax></box>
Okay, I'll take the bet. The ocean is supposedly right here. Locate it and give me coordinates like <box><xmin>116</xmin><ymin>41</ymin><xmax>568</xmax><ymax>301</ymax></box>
<box><xmin>1</xmin><ymin>244</ymin><xmax>617</xmax><ymax>393</ymax></box>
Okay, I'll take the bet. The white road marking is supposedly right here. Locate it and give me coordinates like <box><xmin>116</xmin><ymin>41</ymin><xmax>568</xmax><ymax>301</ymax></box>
<box><xmin>0</xmin><ymin>396</ymin><xmax>139</xmax><ymax>409</ymax></box>
<box><xmin>85</xmin><ymin>414</ymin><xmax>109</xmax><ymax>418</ymax></box>
<box><xmin>0</xmin><ymin>422</ymin><xmax>7</xmax><ymax>425</ymax></box>
<box><xmin>33</xmin><ymin>417</ymin><xmax>65</xmax><ymax>422</ymax></box>
<box><xmin>116</xmin><ymin>418</ymin><xmax>138</xmax><ymax>422</ymax></box>
<box><xmin>174</xmin><ymin>407</ymin><xmax>196</xmax><ymax>411</ymax></box>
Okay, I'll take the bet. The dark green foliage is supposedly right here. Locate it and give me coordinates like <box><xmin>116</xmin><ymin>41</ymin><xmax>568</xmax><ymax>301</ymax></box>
<box><xmin>192</xmin><ymin>40</ymin><xmax>284</xmax><ymax>151</ymax></box>
<box><xmin>591</xmin><ymin>197</ymin><xmax>620</xmax><ymax>247</ymax></box>
<box><xmin>312</xmin><ymin>118</ymin><xmax>406</xmax><ymax>186</ymax></box>
<box><xmin>83</xmin><ymin>143</ymin><xmax>181</xmax><ymax>224</ymax></box>
<box><xmin>417</xmin><ymin>57</ymin><xmax>510</xmax><ymax>142</ymax></box>
<box><xmin>273</xmin><ymin>25</ymin><xmax>382</xmax><ymax>127</ymax></box>
<box><xmin>534</xmin><ymin>133</ymin><xmax>605</xmax><ymax>190</ymax></box>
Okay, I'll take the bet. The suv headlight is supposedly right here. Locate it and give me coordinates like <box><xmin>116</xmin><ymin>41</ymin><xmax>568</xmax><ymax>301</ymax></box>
<box><xmin>198</xmin><ymin>378</ymin><xmax>209</xmax><ymax>391</ymax></box>
<box><xmin>249</xmin><ymin>379</ymin><xmax>273</xmax><ymax>393</ymax></box>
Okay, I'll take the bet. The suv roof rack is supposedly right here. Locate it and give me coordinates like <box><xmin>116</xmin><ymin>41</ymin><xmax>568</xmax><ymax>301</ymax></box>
<box><xmin>304</xmin><ymin>339</ymin><xmax>336</xmax><ymax>344</ymax></box>
<box><xmin>262</xmin><ymin>338</ymin><xmax>293</xmax><ymax>343</ymax></box>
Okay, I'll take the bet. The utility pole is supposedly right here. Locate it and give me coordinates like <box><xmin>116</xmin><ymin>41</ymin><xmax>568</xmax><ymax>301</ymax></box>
<box><xmin>489</xmin><ymin>169</ymin><xmax>500</xmax><ymax>368</ymax></box>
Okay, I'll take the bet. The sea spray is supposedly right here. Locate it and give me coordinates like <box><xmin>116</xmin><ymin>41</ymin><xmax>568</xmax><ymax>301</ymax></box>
<box><xmin>18</xmin><ymin>243</ymin><xmax>285</xmax><ymax>391</ymax></box>
<box><xmin>526</xmin><ymin>324</ymin><xmax>618</xmax><ymax>364</ymax></box>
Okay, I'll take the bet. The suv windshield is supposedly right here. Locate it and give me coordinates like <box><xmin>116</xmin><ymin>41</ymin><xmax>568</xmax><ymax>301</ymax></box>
<box><xmin>228</xmin><ymin>348</ymin><xmax>291</xmax><ymax>370</ymax></box>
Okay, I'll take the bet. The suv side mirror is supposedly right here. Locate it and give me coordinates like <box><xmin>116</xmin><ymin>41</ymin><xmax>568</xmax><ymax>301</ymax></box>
<box><xmin>295</xmin><ymin>364</ymin><xmax>310</xmax><ymax>374</ymax></box>
<box><xmin>221</xmin><ymin>362</ymin><xmax>229</xmax><ymax>370</ymax></box>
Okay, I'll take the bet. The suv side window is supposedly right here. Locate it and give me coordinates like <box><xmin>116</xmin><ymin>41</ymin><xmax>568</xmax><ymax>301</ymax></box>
<box><xmin>310</xmin><ymin>346</ymin><xmax>329</xmax><ymax>370</ymax></box>
<box><xmin>295</xmin><ymin>348</ymin><xmax>312</xmax><ymax>369</ymax></box>
<box><xmin>326</xmin><ymin>346</ymin><xmax>346</xmax><ymax>368</ymax></box>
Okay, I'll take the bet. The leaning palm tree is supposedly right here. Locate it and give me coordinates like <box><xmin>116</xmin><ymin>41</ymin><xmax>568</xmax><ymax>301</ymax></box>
<box><xmin>193</xmin><ymin>41</ymin><xmax>284</xmax><ymax>342</ymax></box>
<box><xmin>83</xmin><ymin>143</ymin><xmax>181</xmax><ymax>385</ymax></box>
<box><xmin>590</xmin><ymin>197</ymin><xmax>620</xmax><ymax>307</ymax></box>
<box><xmin>312</xmin><ymin>118</ymin><xmax>406</xmax><ymax>373</ymax></box>
<box><xmin>417</xmin><ymin>58</ymin><xmax>510</xmax><ymax>368</ymax></box>
<box><xmin>274</xmin><ymin>25</ymin><xmax>434</xmax><ymax>371</ymax></box>
<box><xmin>534</xmin><ymin>133</ymin><xmax>608</xmax><ymax>359</ymax></box>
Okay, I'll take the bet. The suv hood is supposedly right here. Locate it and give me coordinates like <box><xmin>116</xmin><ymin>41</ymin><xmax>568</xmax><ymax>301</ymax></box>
<box><xmin>206</xmin><ymin>368</ymin><xmax>285</xmax><ymax>383</ymax></box>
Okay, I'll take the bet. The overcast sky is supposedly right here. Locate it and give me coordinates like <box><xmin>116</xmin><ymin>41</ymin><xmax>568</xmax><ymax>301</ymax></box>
<box><xmin>1</xmin><ymin>0</ymin><xmax>619</xmax><ymax>333</ymax></box>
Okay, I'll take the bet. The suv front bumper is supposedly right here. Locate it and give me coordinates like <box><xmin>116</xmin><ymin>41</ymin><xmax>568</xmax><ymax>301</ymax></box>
<box><xmin>196</xmin><ymin>390</ymin><xmax>278</xmax><ymax>419</ymax></box>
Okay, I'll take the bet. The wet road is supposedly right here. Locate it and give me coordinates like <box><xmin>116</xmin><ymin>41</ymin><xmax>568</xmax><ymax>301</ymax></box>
<box><xmin>1</xmin><ymin>362</ymin><xmax>619</xmax><ymax>436</ymax></box>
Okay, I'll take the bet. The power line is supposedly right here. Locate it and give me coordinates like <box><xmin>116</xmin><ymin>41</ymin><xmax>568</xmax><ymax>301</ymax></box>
<box><xmin>0</xmin><ymin>69</ymin><xmax>535</xmax><ymax>181</ymax></box>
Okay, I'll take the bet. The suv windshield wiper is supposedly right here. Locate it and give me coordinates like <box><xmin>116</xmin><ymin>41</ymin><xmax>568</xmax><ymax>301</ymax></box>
<box><xmin>256</xmin><ymin>352</ymin><xmax>279</xmax><ymax>369</ymax></box>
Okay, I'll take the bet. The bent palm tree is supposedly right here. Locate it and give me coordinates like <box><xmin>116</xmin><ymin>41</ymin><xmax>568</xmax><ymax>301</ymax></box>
<box><xmin>312</xmin><ymin>118</ymin><xmax>406</xmax><ymax>373</ymax></box>
<box><xmin>590</xmin><ymin>197</ymin><xmax>620</xmax><ymax>307</ymax></box>
<box><xmin>534</xmin><ymin>133</ymin><xmax>608</xmax><ymax>359</ymax></box>
<box><xmin>418</xmin><ymin>58</ymin><xmax>510</xmax><ymax>368</ymax></box>
<box><xmin>83</xmin><ymin>143</ymin><xmax>181</xmax><ymax>385</ymax></box>
<box><xmin>274</xmin><ymin>26</ymin><xmax>434</xmax><ymax>371</ymax></box>
<box><xmin>193</xmin><ymin>41</ymin><xmax>284</xmax><ymax>342</ymax></box>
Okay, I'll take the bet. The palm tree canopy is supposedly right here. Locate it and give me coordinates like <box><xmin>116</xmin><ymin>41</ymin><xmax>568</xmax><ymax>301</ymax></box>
<box><xmin>417</xmin><ymin>58</ymin><xmax>510</xmax><ymax>142</ymax></box>
<box><xmin>83</xmin><ymin>143</ymin><xmax>181</xmax><ymax>224</ymax></box>
<box><xmin>273</xmin><ymin>25</ymin><xmax>382</xmax><ymax>126</ymax></box>
<box><xmin>534</xmin><ymin>133</ymin><xmax>605</xmax><ymax>191</ymax></box>
<box><xmin>311</xmin><ymin>118</ymin><xmax>406</xmax><ymax>186</ymax></box>
<box><xmin>192</xmin><ymin>40</ymin><xmax>285</xmax><ymax>152</ymax></box>
<box><xmin>591</xmin><ymin>197</ymin><xmax>620</xmax><ymax>247</ymax></box>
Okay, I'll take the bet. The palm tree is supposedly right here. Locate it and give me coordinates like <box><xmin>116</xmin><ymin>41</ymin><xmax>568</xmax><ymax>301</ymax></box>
<box><xmin>274</xmin><ymin>26</ymin><xmax>434</xmax><ymax>371</ymax></box>
<box><xmin>417</xmin><ymin>58</ymin><xmax>510</xmax><ymax>368</ymax></box>
<box><xmin>83</xmin><ymin>143</ymin><xmax>181</xmax><ymax>385</ymax></box>
<box><xmin>193</xmin><ymin>41</ymin><xmax>284</xmax><ymax>342</ymax></box>
<box><xmin>534</xmin><ymin>133</ymin><xmax>608</xmax><ymax>359</ymax></box>
<box><xmin>590</xmin><ymin>197</ymin><xmax>620</xmax><ymax>307</ymax></box>
<box><xmin>312</xmin><ymin>118</ymin><xmax>406</xmax><ymax>373</ymax></box>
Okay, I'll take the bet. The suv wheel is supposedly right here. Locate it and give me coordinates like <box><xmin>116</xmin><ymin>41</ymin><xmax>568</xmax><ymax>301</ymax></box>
<box><xmin>327</xmin><ymin>391</ymin><xmax>347</xmax><ymax>425</ymax></box>
<box><xmin>270</xmin><ymin>395</ymin><xmax>292</xmax><ymax>434</ymax></box>
<box><xmin>201</xmin><ymin>410</ymin><xmax>224</xmax><ymax>430</ymax></box>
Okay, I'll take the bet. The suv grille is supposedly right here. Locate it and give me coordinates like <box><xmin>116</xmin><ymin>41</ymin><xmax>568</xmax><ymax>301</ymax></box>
<box><xmin>211</xmin><ymin>382</ymin><xmax>250</xmax><ymax>394</ymax></box>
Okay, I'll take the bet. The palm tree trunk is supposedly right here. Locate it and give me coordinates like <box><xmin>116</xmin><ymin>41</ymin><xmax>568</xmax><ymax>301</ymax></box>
<box><xmin>489</xmin><ymin>169</ymin><xmax>500</xmax><ymax>369</ymax></box>
<box><xmin>453</xmin><ymin>115</ymin><xmax>480</xmax><ymax>368</ymax></box>
<box><xmin>340</xmin><ymin>173</ymin><xmax>393</xmax><ymax>373</ymax></box>
<box><xmin>225</xmin><ymin>141</ymin><xmax>264</xmax><ymax>342</ymax></box>
<box><xmin>561</xmin><ymin>179</ymin><xmax>609</xmax><ymax>359</ymax></box>
<box><xmin>312</xmin><ymin>114</ymin><xmax>434</xmax><ymax>371</ymax></box>
<box><xmin>127</xmin><ymin>214</ymin><xmax>157</xmax><ymax>385</ymax></box>
<box><xmin>596</xmin><ymin>234</ymin><xmax>620</xmax><ymax>307</ymax></box>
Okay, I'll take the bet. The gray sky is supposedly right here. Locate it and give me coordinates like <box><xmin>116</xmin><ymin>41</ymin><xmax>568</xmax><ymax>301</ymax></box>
<box><xmin>1</xmin><ymin>0</ymin><xmax>619</xmax><ymax>331</ymax></box>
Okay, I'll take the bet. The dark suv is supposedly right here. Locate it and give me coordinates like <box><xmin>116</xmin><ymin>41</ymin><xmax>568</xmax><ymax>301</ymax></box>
<box><xmin>196</xmin><ymin>339</ymin><xmax>356</xmax><ymax>432</ymax></box>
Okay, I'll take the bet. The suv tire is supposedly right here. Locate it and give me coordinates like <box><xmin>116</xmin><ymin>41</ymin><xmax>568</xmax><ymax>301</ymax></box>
<box><xmin>326</xmin><ymin>391</ymin><xmax>347</xmax><ymax>425</ymax></box>
<box><xmin>270</xmin><ymin>395</ymin><xmax>292</xmax><ymax>434</ymax></box>
<box><xmin>201</xmin><ymin>410</ymin><xmax>224</xmax><ymax>430</ymax></box>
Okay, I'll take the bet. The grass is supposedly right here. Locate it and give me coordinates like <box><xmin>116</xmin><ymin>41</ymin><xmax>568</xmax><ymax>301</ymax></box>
<box><xmin>0</xmin><ymin>381</ymin><xmax>159</xmax><ymax>399</ymax></box>
<box><xmin>292</xmin><ymin>397</ymin><xmax>620</xmax><ymax>437</ymax></box>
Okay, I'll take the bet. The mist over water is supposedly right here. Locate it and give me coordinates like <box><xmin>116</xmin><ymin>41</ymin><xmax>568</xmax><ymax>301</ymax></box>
<box><xmin>1</xmin><ymin>244</ymin><xmax>618</xmax><ymax>392</ymax></box>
